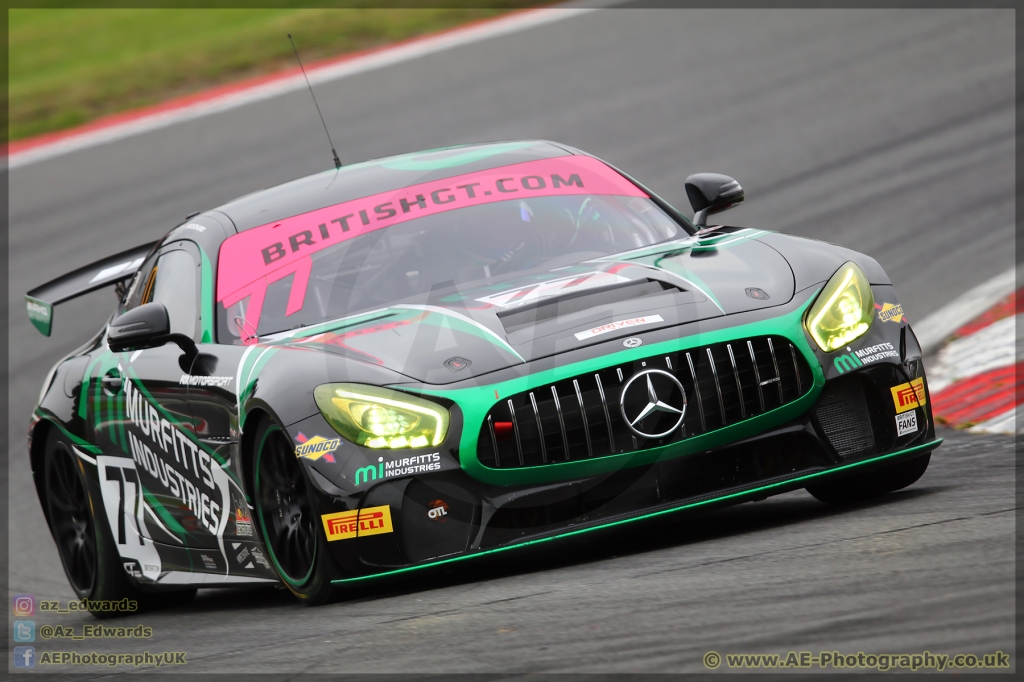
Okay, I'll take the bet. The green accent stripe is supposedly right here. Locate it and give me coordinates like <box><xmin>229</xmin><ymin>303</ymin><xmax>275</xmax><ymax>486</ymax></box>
<box><xmin>391</xmin><ymin>304</ymin><xmax>525</xmax><ymax>363</ymax></box>
<box><xmin>198</xmin><ymin>245</ymin><xmax>215</xmax><ymax>343</ymax></box>
<box><xmin>95</xmin><ymin>367</ymin><xmax>103</xmax><ymax>434</ymax></box>
<box><xmin>274</xmin><ymin>307</ymin><xmax>397</xmax><ymax>342</ymax></box>
<box><xmin>78</xmin><ymin>352</ymin><xmax>108</xmax><ymax>419</ymax></box>
<box><xmin>107</xmin><ymin>377</ymin><xmax>116</xmax><ymax>443</ymax></box>
<box><xmin>143</xmin><ymin>491</ymin><xmax>189</xmax><ymax>539</ymax></box>
<box><xmin>332</xmin><ymin>438</ymin><xmax>941</xmax><ymax>585</ymax></box>
<box><xmin>116</xmin><ymin>383</ymin><xmax>127</xmax><ymax>452</ymax></box>
<box><xmin>238</xmin><ymin>345</ymin><xmax>279</xmax><ymax>411</ymax></box>
<box><xmin>654</xmin><ymin>264</ymin><xmax>723</xmax><ymax>311</ymax></box>
<box><xmin>34</xmin><ymin>413</ymin><xmax>102</xmax><ymax>452</ymax></box>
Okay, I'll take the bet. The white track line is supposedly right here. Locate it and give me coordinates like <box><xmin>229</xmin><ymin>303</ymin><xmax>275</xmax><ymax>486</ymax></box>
<box><xmin>912</xmin><ymin>262</ymin><xmax>1020</xmax><ymax>354</ymax></box>
<box><xmin>967</xmin><ymin>406</ymin><xmax>1018</xmax><ymax>434</ymax></box>
<box><xmin>8</xmin><ymin>6</ymin><xmax>596</xmax><ymax>170</ymax></box>
<box><xmin>925</xmin><ymin>313</ymin><xmax>1020</xmax><ymax>393</ymax></box>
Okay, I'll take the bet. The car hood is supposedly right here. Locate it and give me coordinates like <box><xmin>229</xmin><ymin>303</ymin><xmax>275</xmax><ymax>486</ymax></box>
<box><xmin>268</xmin><ymin>227</ymin><xmax>796</xmax><ymax>384</ymax></box>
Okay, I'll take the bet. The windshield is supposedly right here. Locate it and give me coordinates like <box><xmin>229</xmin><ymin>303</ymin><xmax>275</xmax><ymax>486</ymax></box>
<box><xmin>216</xmin><ymin>156</ymin><xmax>685</xmax><ymax>344</ymax></box>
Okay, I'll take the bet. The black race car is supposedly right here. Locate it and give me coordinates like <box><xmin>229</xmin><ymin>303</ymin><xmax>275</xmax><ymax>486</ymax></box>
<box><xmin>26</xmin><ymin>141</ymin><xmax>940</xmax><ymax>609</ymax></box>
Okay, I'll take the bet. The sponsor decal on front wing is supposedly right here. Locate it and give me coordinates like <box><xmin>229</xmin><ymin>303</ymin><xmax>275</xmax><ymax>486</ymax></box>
<box><xmin>354</xmin><ymin>453</ymin><xmax>441</xmax><ymax>486</ymax></box>
<box><xmin>321</xmin><ymin>506</ymin><xmax>394</xmax><ymax>541</ymax></box>
<box><xmin>875</xmin><ymin>301</ymin><xmax>905</xmax><ymax>323</ymax></box>
<box><xmin>833</xmin><ymin>342</ymin><xmax>899</xmax><ymax>373</ymax></box>
<box><xmin>294</xmin><ymin>433</ymin><xmax>341</xmax><ymax>461</ymax></box>
<box><xmin>896</xmin><ymin>411</ymin><xmax>919</xmax><ymax>436</ymax></box>
<box><xmin>427</xmin><ymin>500</ymin><xmax>449</xmax><ymax>522</ymax></box>
<box><xmin>891</xmin><ymin>378</ymin><xmax>927</xmax><ymax>414</ymax></box>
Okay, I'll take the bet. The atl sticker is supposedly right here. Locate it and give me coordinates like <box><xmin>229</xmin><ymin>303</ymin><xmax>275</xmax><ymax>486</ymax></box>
<box><xmin>321</xmin><ymin>506</ymin><xmax>393</xmax><ymax>542</ymax></box>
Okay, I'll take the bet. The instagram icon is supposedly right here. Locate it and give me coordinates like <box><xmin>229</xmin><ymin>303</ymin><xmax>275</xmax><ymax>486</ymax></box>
<box><xmin>12</xmin><ymin>594</ymin><xmax>35</xmax><ymax>616</ymax></box>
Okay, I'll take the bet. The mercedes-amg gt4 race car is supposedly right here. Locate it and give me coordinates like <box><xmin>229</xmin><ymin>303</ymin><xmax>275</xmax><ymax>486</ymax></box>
<box><xmin>26</xmin><ymin>141</ymin><xmax>940</xmax><ymax>609</ymax></box>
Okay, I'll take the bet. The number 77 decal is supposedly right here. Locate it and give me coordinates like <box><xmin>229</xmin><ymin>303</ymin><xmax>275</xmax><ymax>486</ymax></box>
<box><xmin>97</xmin><ymin>456</ymin><xmax>163</xmax><ymax>580</ymax></box>
<box><xmin>104</xmin><ymin>465</ymin><xmax>144</xmax><ymax>545</ymax></box>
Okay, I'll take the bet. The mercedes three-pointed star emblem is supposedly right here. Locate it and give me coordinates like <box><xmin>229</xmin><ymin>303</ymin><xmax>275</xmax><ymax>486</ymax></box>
<box><xmin>619</xmin><ymin>369</ymin><xmax>687</xmax><ymax>438</ymax></box>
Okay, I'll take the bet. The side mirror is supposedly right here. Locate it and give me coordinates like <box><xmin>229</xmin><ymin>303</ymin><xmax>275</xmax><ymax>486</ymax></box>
<box><xmin>108</xmin><ymin>302</ymin><xmax>197</xmax><ymax>359</ymax></box>
<box><xmin>684</xmin><ymin>173</ymin><xmax>744</xmax><ymax>226</ymax></box>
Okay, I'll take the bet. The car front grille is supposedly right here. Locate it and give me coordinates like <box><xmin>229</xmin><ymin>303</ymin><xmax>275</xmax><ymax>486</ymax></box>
<box><xmin>477</xmin><ymin>335</ymin><xmax>813</xmax><ymax>469</ymax></box>
<box><xmin>813</xmin><ymin>376</ymin><xmax>876</xmax><ymax>459</ymax></box>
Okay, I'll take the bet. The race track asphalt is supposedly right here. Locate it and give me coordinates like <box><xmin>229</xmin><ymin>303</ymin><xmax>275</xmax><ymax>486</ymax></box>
<box><xmin>6</xmin><ymin>6</ymin><xmax>1016</xmax><ymax>675</ymax></box>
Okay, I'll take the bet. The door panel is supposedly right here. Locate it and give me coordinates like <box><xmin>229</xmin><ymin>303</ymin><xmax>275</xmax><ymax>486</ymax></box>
<box><xmin>90</xmin><ymin>243</ymin><xmax>223</xmax><ymax>554</ymax></box>
<box><xmin>89</xmin><ymin>240</ymin><xmax>278</xmax><ymax>580</ymax></box>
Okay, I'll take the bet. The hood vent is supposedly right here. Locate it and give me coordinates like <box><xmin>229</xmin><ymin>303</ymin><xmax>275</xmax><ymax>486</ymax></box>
<box><xmin>497</xmin><ymin>279</ymin><xmax>684</xmax><ymax>335</ymax></box>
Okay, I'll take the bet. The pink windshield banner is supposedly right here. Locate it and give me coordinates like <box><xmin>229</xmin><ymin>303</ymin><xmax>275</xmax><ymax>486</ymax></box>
<box><xmin>216</xmin><ymin>155</ymin><xmax>647</xmax><ymax>339</ymax></box>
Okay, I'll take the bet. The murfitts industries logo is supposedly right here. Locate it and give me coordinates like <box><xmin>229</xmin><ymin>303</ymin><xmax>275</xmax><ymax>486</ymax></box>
<box><xmin>123</xmin><ymin>375</ymin><xmax>223</xmax><ymax>534</ymax></box>
<box><xmin>294</xmin><ymin>433</ymin><xmax>340</xmax><ymax>461</ymax></box>
<box><xmin>321</xmin><ymin>506</ymin><xmax>393</xmax><ymax>541</ymax></box>
<box><xmin>833</xmin><ymin>342</ymin><xmax>899</xmax><ymax>373</ymax></box>
<box><xmin>354</xmin><ymin>452</ymin><xmax>441</xmax><ymax>486</ymax></box>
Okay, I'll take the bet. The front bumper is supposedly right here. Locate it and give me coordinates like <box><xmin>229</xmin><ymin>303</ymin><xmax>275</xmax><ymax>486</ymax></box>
<box><xmin>299</xmin><ymin>284</ymin><xmax>937</xmax><ymax>581</ymax></box>
<box><xmin>329</xmin><ymin>436</ymin><xmax>941</xmax><ymax>585</ymax></box>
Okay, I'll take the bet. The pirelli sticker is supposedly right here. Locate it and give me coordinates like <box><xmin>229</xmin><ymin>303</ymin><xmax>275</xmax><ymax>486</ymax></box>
<box><xmin>891</xmin><ymin>378</ymin><xmax>926</xmax><ymax>414</ymax></box>
<box><xmin>321</xmin><ymin>506</ymin><xmax>393</xmax><ymax>541</ymax></box>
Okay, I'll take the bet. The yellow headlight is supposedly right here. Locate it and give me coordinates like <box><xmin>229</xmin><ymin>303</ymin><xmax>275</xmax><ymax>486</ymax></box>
<box><xmin>313</xmin><ymin>384</ymin><xmax>449</xmax><ymax>449</ymax></box>
<box><xmin>804</xmin><ymin>262</ymin><xmax>875</xmax><ymax>352</ymax></box>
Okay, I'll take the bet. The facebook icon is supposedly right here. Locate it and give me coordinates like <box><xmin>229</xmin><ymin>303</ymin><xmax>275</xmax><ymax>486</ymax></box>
<box><xmin>14</xmin><ymin>646</ymin><xmax>35</xmax><ymax>668</ymax></box>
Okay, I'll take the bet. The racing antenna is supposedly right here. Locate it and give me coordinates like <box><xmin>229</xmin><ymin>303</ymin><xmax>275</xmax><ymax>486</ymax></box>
<box><xmin>288</xmin><ymin>33</ymin><xmax>342</xmax><ymax>169</ymax></box>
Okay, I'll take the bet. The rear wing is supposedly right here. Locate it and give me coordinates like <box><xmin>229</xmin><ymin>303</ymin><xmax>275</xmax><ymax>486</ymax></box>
<box><xmin>25</xmin><ymin>241</ymin><xmax>157</xmax><ymax>336</ymax></box>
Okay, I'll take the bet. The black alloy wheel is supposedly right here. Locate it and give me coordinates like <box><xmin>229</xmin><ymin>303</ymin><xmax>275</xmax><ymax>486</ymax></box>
<box><xmin>45</xmin><ymin>437</ymin><xmax>97</xmax><ymax>594</ymax></box>
<box><xmin>256</xmin><ymin>423</ymin><xmax>317</xmax><ymax>585</ymax></box>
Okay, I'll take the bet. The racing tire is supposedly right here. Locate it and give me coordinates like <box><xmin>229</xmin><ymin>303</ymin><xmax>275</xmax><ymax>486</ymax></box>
<box><xmin>252</xmin><ymin>418</ymin><xmax>338</xmax><ymax>605</ymax></box>
<box><xmin>806</xmin><ymin>453</ymin><xmax>931</xmax><ymax>505</ymax></box>
<box><xmin>42</xmin><ymin>429</ymin><xmax>197</xmax><ymax>618</ymax></box>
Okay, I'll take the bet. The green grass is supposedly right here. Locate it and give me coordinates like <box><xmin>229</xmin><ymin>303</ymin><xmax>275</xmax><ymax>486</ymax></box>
<box><xmin>9</xmin><ymin>5</ymin><xmax>531</xmax><ymax>141</ymax></box>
